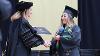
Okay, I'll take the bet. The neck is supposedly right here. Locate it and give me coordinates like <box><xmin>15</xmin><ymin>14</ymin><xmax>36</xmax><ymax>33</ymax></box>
<box><xmin>63</xmin><ymin>24</ymin><xmax>66</xmax><ymax>28</ymax></box>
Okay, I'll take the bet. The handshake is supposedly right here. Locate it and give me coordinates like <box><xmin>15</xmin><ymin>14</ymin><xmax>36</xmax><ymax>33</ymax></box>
<box><xmin>43</xmin><ymin>35</ymin><xmax>60</xmax><ymax>47</ymax></box>
<box><xmin>43</xmin><ymin>41</ymin><xmax>51</xmax><ymax>47</ymax></box>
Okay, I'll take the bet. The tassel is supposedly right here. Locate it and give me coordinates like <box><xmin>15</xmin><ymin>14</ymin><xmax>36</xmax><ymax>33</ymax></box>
<box><xmin>56</xmin><ymin>40</ymin><xmax>60</xmax><ymax>49</ymax></box>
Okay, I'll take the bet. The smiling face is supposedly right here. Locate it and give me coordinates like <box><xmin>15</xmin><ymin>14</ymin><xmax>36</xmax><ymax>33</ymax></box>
<box><xmin>61</xmin><ymin>12</ymin><xmax>69</xmax><ymax>25</ymax></box>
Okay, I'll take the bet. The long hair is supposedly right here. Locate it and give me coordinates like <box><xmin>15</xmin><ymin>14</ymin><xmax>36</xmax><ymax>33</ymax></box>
<box><xmin>60</xmin><ymin>12</ymin><xmax>75</xmax><ymax>28</ymax></box>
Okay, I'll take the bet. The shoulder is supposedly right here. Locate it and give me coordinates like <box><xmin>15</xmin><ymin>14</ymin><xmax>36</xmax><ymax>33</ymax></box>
<box><xmin>72</xmin><ymin>25</ymin><xmax>80</xmax><ymax>32</ymax></box>
<box><xmin>58</xmin><ymin>26</ymin><xmax>64</xmax><ymax>31</ymax></box>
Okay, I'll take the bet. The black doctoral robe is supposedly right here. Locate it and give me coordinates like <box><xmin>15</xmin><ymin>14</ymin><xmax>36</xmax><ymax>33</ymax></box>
<box><xmin>6</xmin><ymin>18</ymin><xmax>44</xmax><ymax>56</ymax></box>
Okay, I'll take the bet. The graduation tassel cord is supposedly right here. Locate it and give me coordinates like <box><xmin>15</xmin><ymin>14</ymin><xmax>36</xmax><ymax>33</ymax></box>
<box><xmin>55</xmin><ymin>35</ymin><xmax>60</xmax><ymax>50</ymax></box>
<box><xmin>56</xmin><ymin>39</ymin><xmax>60</xmax><ymax>49</ymax></box>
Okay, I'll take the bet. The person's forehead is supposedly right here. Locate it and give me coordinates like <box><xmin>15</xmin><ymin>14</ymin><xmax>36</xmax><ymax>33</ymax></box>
<box><xmin>62</xmin><ymin>13</ymin><xmax>68</xmax><ymax>16</ymax></box>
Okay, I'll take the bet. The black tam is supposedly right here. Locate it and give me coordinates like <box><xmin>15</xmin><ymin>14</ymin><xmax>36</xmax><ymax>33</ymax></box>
<box><xmin>16</xmin><ymin>1</ymin><xmax>33</xmax><ymax>12</ymax></box>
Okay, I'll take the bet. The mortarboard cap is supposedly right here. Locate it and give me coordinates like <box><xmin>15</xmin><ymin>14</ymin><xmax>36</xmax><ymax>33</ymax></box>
<box><xmin>64</xmin><ymin>5</ymin><xmax>78</xmax><ymax>18</ymax></box>
<box><xmin>16</xmin><ymin>1</ymin><xmax>33</xmax><ymax>12</ymax></box>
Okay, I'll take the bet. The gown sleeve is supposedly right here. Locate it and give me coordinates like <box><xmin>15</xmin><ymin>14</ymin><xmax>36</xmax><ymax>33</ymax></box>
<box><xmin>60</xmin><ymin>25</ymin><xmax>81</xmax><ymax>46</ymax></box>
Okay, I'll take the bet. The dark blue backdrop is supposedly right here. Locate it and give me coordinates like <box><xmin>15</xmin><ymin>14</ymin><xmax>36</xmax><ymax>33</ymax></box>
<box><xmin>78</xmin><ymin>0</ymin><xmax>100</xmax><ymax>49</ymax></box>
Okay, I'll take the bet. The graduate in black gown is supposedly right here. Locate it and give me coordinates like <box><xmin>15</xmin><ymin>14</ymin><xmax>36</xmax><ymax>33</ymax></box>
<box><xmin>50</xmin><ymin>5</ymin><xmax>81</xmax><ymax>56</ymax></box>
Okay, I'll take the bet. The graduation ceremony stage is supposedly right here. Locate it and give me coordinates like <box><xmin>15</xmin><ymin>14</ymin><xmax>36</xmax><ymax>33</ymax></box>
<box><xmin>31</xmin><ymin>49</ymin><xmax>100</xmax><ymax>56</ymax></box>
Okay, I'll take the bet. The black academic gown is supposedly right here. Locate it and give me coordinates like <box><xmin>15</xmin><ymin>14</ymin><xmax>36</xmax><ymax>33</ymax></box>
<box><xmin>6</xmin><ymin>18</ymin><xmax>31</xmax><ymax>56</ymax></box>
<box><xmin>6</xmin><ymin>17</ymin><xmax>44</xmax><ymax>56</ymax></box>
<box><xmin>50</xmin><ymin>25</ymin><xmax>81</xmax><ymax>56</ymax></box>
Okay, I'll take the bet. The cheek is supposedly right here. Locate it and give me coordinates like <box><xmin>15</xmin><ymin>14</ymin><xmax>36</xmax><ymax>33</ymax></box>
<box><xmin>29</xmin><ymin>9</ymin><xmax>32</xmax><ymax>15</ymax></box>
<box><xmin>63</xmin><ymin>19</ymin><xmax>67</xmax><ymax>22</ymax></box>
<box><xmin>30</xmin><ymin>12</ymin><xmax>32</xmax><ymax>15</ymax></box>
<box><xmin>27</xmin><ymin>11</ymin><xmax>32</xmax><ymax>17</ymax></box>
<box><xmin>61</xmin><ymin>19</ymin><xmax>68</xmax><ymax>24</ymax></box>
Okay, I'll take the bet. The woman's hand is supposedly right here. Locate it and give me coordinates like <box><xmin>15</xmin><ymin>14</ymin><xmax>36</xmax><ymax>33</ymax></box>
<box><xmin>55</xmin><ymin>35</ymin><xmax>60</xmax><ymax>41</ymax></box>
<box><xmin>43</xmin><ymin>41</ymin><xmax>51</xmax><ymax>47</ymax></box>
<box><xmin>11</xmin><ymin>12</ymin><xmax>21</xmax><ymax>22</ymax></box>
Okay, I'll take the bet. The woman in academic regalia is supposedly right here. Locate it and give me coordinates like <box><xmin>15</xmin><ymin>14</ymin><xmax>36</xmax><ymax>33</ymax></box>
<box><xmin>50</xmin><ymin>5</ymin><xmax>81</xmax><ymax>56</ymax></box>
<box><xmin>6</xmin><ymin>1</ymin><xmax>44</xmax><ymax>56</ymax></box>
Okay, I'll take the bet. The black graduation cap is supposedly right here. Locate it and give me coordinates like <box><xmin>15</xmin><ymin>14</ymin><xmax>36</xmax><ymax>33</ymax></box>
<box><xmin>64</xmin><ymin>5</ymin><xmax>78</xmax><ymax>18</ymax></box>
<box><xmin>16</xmin><ymin>1</ymin><xmax>33</xmax><ymax>12</ymax></box>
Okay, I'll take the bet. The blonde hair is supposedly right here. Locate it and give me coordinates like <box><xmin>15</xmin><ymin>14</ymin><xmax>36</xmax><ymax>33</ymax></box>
<box><xmin>60</xmin><ymin>12</ymin><xmax>75</xmax><ymax>28</ymax></box>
